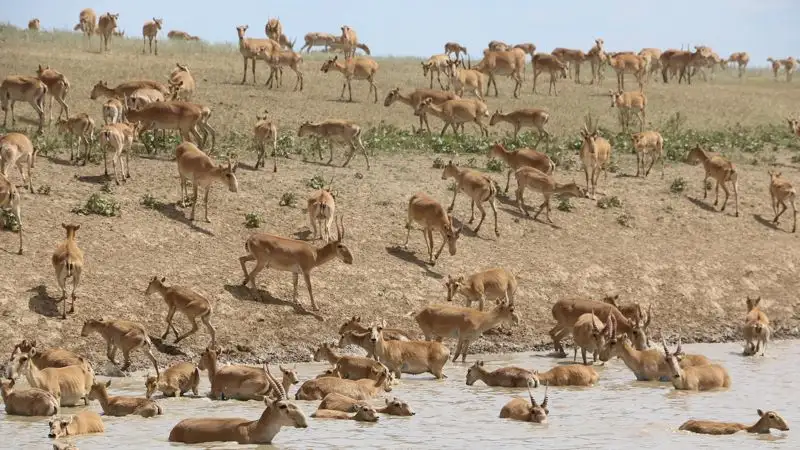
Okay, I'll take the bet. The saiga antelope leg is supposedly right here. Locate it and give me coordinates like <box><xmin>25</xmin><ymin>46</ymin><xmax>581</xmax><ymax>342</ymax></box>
<box><xmin>175</xmin><ymin>318</ymin><xmax>200</xmax><ymax>343</ymax></box>
<box><xmin>70</xmin><ymin>269</ymin><xmax>80</xmax><ymax>314</ymax></box>
<box><xmin>448</xmin><ymin>187</ymin><xmax>458</xmax><ymax>213</ymax></box>
<box><xmin>162</xmin><ymin>306</ymin><xmax>177</xmax><ymax>339</ymax></box>
<box><xmin>303</xmin><ymin>271</ymin><xmax>319</xmax><ymax>311</ymax></box>
<box><xmin>433</xmin><ymin>230</ymin><xmax>447</xmax><ymax>263</ymax></box>
<box><xmin>292</xmin><ymin>273</ymin><xmax>300</xmax><ymax>302</ymax></box>
<box><xmin>202</xmin><ymin>187</ymin><xmax>211</xmax><ymax>222</ymax></box>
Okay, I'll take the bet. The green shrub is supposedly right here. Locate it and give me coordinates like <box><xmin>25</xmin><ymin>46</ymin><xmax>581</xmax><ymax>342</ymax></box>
<box><xmin>670</xmin><ymin>177</ymin><xmax>687</xmax><ymax>194</ymax></box>
<box><xmin>36</xmin><ymin>185</ymin><xmax>51</xmax><ymax>195</ymax></box>
<box><xmin>307</xmin><ymin>175</ymin><xmax>325</xmax><ymax>189</ymax></box>
<box><xmin>72</xmin><ymin>193</ymin><xmax>120</xmax><ymax>217</ymax></box>
<box><xmin>597</xmin><ymin>196</ymin><xmax>622</xmax><ymax>209</ymax></box>
<box><xmin>557</xmin><ymin>198</ymin><xmax>574</xmax><ymax>212</ymax></box>
<box><xmin>279</xmin><ymin>192</ymin><xmax>297</xmax><ymax>207</ymax></box>
<box><xmin>244</xmin><ymin>212</ymin><xmax>263</xmax><ymax>228</ymax></box>
<box><xmin>141</xmin><ymin>193</ymin><xmax>161</xmax><ymax>209</ymax></box>
<box><xmin>0</xmin><ymin>209</ymin><xmax>20</xmax><ymax>232</ymax></box>
<box><xmin>486</xmin><ymin>158</ymin><xmax>504</xmax><ymax>173</ymax></box>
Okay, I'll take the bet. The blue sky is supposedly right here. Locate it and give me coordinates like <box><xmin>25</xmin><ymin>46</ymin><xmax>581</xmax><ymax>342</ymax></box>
<box><xmin>6</xmin><ymin>1</ymin><xmax>799</xmax><ymax>64</ymax></box>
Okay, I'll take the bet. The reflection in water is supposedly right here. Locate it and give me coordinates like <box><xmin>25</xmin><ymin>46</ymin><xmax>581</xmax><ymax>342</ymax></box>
<box><xmin>2</xmin><ymin>341</ymin><xmax>796</xmax><ymax>449</ymax></box>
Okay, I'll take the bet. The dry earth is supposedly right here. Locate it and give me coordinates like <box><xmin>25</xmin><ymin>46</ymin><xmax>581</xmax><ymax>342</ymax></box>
<box><xmin>1</xmin><ymin>27</ymin><xmax>799</xmax><ymax>372</ymax></box>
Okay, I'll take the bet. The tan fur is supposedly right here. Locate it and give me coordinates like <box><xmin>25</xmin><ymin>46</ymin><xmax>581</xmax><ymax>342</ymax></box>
<box><xmin>338</xmin><ymin>316</ymin><xmax>413</xmax><ymax>341</ymax></box>
<box><xmin>572</xmin><ymin>312</ymin><xmax>614</xmax><ymax>365</ymax></box>
<box><xmin>444</xmin><ymin>42</ymin><xmax>468</xmax><ymax>63</ymax></box>
<box><xmin>339</xmin><ymin>25</ymin><xmax>359</xmax><ymax>59</ymax></box>
<box><xmin>90</xmin><ymin>80</ymin><xmax>169</xmax><ymax>102</ymax></box>
<box><xmin>145</xmin><ymin>276</ymin><xmax>216</xmax><ymax>348</ymax></box>
<box><xmin>48</xmin><ymin>411</ymin><xmax>104</xmax><ymax>438</ymax></box>
<box><xmin>587</xmin><ymin>39</ymin><xmax>607</xmax><ymax>84</ymax></box>
<box><xmin>660</xmin><ymin>49</ymin><xmax>706</xmax><ymax>84</ymax></box>
<box><xmin>97</xmin><ymin>13</ymin><xmax>120</xmax><ymax>52</ymax></box>
<box><xmin>145</xmin><ymin>361</ymin><xmax>200</xmax><ymax>398</ymax></box>
<box><xmin>490</xmin><ymin>108</ymin><xmax>550</xmax><ymax>140</ymax></box>
<box><xmin>686</xmin><ymin>146</ymin><xmax>739</xmax><ymax>217</ymax></box>
<box><xmin>446</xmin><ymin>62</ymin><xmax>485</xmax><ymax>102</ymax></box>
<box><xmin>258</xmin><ymin>48</ymin><xmax>304</xmax><ymax>92</ymax></box>
<box><xmin>489</xmin><ymin>143</ymin><xmax>554</xmax><ymax>194</ymax></box>
<box><xmin>441</xmin><ymin>161</ymin><xmax>498</xmax><ymax>236</ymax></box>
<box><xmin>8</xmin><ymin>340</ymin><xmax>82</xmax><ymax>370</ymax></box>
<box><xmin>743</xmin><ymin>296</ymin><xmax>770</xmax><ymax>356</ymax></box>
<box><xmin>55</xmin><ymin>113</ymin><xmax>94</xmax><ymax>164</ymax></box>
<box><xmin>80</xmin><ymin>318</ymin><xmax>159</xmax><ymax>376</ymax></box>
<box><xmin>300</xmin><ymin>32</ymin><xmax>337</xmax><ymax>52</ymax></box>
<box><xmin>466</xmin><ymin>361</ymin><xmax>534</xmax><ymax>387</ymax></box>
<box><xmin>384</xmin><ymin>87</ymin><xmax>461</xmax><ymax>133</ymax></box>
<box><xmin>638</xmin><ymin>48</ymin><xmax>662</xmax><ymax>82</ymax></box>
<box><xmin>168</xmin><ymin>30</ymin><xmax>194</xmax><ymax>40</ymax></box>
<box><xmin>127</xmin><ymin>101</ymin><xmax>214</xmax><ymax>150</ymax></box>
<box><xmin>446</xmin><ymin>268</ymin><xmax>517</xmax><ymax>310</ymax></box>
<box><xmin>680</xmin><ymin>410</ymin><xmax>789</xmax><ymax>435</ymax></box>
<box><xmin>579</xmin><ymin>115</ymin><xmax>612</xmax><ymax>199</ymax></box>
<box><xmin>415</xmin><ymin>97</ymin><xmax>489</xmax><ymax>137</ymax></box>
<box><xmin>308</xmin><ymin>189</ymin><xmax>336</xmax><ymax>242</ymax></box>
<box><xmin>89</xmin><ymin>380</ymin><xmax>162</xmax><ymax>417</ymax></box>
<box><xmin>174</xmin><ymin>142</ymin><xmax>237</xmax><ymax>222</ymax></box>
<box><xmin>239</xmin><ymin>217</ymin><xmax>352</xmax><ymax>312</ymax></box>
<box><xmin>421</xmin><ymin>54</ymin><xmax>453</xmax><ymax>90</ymax></box>
<box><xmin>51</xmin><ymin>223</ymin><xmax>84</xmax><ymax>318</ymax></box>
<box><xmin>499</xmin><ymin>386</ymin><xmax>548</xmax><ymax>422</ymax></box>
<box><xmin>608</xmin><ymin>53</ymin><xmax>645</xmax><ymax>91</ymax></box>
<box><xmin>236</xmin><ymin>25</ymin><xmax>281</xmax><ymax>84</ymax></box>
<box><xmin>142</xmin><ymin>18</ymin><xmax>163</xmax><ymax>55</ymax></box>
<box><xmin>317</xmin><ymin>393</ymin><xmax>367</xmax><ymax>412</ymax></box>
<box><xmin>1</xmin><ymin>378</ymin><xmax>59</xmax><ymax>416</ymax></box>
<box><xmin>607</xmin><ymin>334</ymin><xmax>708</xmax><ymax>381</ymax></box>
<box><xmin>0</xmin><ymin>132</ymin><xmax>35</xmax><ymax>191</ymax></box>
<box><xmin>295</xmin><ymin>365</ymin><xmax>392</xmax><ymax>400</ymax></box>
<box><xmin>0</xmin><ymin>174</ymin><xmax>22</xmax><ymax>253</ymax></box>
<box><xmin>253</xmin><ymin>110</ymin><xmax>278</xmax><ymax>171</ymax></box>
<box><xmin>663</xmin><ymin>339</ymin><xmax>730</xmax><ymax>391</ymax></box>
<box><xmin>552</xmin><ymin>47</ymin><xmax>586</xmax><ymax>83</ymax></box>
<box><xmin>320</xmin><ymin>55</ymin><xmax>379</xmax><ymax>103</ymax></box>
<box><xmin>631</xmin><ymin>131</ymin><xmax>663</xmax><ymax>177</ymax></box>
<box><xmin>474</xmin><ymin>50</ymin><xmax>523</xmax><ymax>98</ymax></box>
<box><xmin>126</xmin><ymin>88</ymin><xmax>165</xmax><ymax>110</ymax></box>
<box><xmin>403</xmin><ymin>192</ymin><xmax>462</xmax><ymax>265</ymax></box>
<box><xmin>727</xmin><ymin>52</ymin><xmax>750</xmax><ymax>78</ymax></box>
<box><xmin>169</xmin><ymin>365</ymin><xmax>307</xmax><ymax>444</ymax></box>
<box><xmin>35</xmin><ymin>65</ymin><xmax>70</xmax><ymax>123</ymax></box>
<box><xmin>0</xmin><ymin>75</ymin><xmax>47</xmax><ymax>133</ymax></box>
<box><xmin>514</xmin><ymin>167</ymin><xmax>586</xmax><ymax>224</ymax></box>
<box><xmin>531</xmin><ymin>364</ymin><xmax>598</xmax><ymax>387</ymax></box>
<box><xmin>368</xmin><ymin>323</ymin><xmax>451</xmax><ymax>378</ymax></box>
<box><xmin>531</xmin><ymin>53</ymin><xmax>568</xmax><ymax>95</ymax></box>
<box><xmin>98</xmin><ymin>122</ymin><xmax>136</xmax><ymax>184</ymax></box>
<box><xmin>297</xmin><ymin>119</ymin><xmax>369</xmax><ymax>169</ymax></box>
<box><xmin>102</xmin><ymin>98</ymin><xmax>123</xmax><ymax>124</ymax></box>
<box><xmin>28</xmin><ymin>18</ymin><xmax>40</xmax><ymax>31</ymax></box>
<box><xmin>167</xmin><ymin>63</ymin><xmax>196</xmax><ymax>101</ymax></box>
<box><xmin>414</xmin><ymin>302</ymin><xmax>518</xmax><ymax>362</ymax></box>
<box><xmin>313</xmin><ymin>405</ymin><xmax>379</xmax><ymax>422</ymax></box>
<box><xmin>199</xmin><ymin>347</ymin><xmax>268</xmax><ymax>400</ymax></box>
<box><xmin>767</xmin><ymin>170</ymin><xmax>796</xmax><ymax>233</ymax></box>
<box><xmin>315</xmin><ymin>341</ymin><xmax>386</xmax><ymax>377</ymax></box>
<box><xmin>76</xmin><ymin>9</ymin><xmax>97</xmax><ymax>41</ymax></box>
<box><xmin>610</xmin><ymin>90</ymin><xmax>647</xmax><ymax>132</ymax></box>
<box><xmin>8</xmin><ymin>352</ymin><xmax>94</xmax><ymax>406</ymax></box>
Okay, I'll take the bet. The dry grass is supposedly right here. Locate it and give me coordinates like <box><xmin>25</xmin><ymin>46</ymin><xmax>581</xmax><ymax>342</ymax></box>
<box><xmin>1</xmin><ymin>25</ymin><xmax>800</xmax><ymax>369</ymax></box>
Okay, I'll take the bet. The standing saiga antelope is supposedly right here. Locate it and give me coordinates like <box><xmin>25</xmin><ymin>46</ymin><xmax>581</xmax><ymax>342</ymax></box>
<box><xmin>297</xmin><ymin>120</ymin><xmax>370</xmax><ymax>169</ymax></box>
<box><xmin>685</xmin><ymin>146</ymin><xmax>739</xmax><ymax>217</ymax></box>
<box><xmin>0</xmin><ymin>132</ymin><xmax>36</xmax><ymax>192</ymax></box>
<box><xmin>145</xmin><ymin>276</ymin><xmax>217</xmax><ymax>348</ymax></box>
<box><xmin>403</xmin><ymin>192</ymin><xmax>462</xmax><ymax>265</ymax></box>
<box><xmin>320</xmin><ymin>55</ymin><xmax>379</xmax><ymax>103</ymax></box>
<box><xmin>308</xmin><ymin>184</ymin><xmax>336</xmax><ymax>243</ymax></box>
<box><xmin>446</xmin><ymin>267</ymin><xmax>517</xmax><ymax>311</ymax></box>
<box><xmin>441</xmin><ymin>160</ymin><xmax>499</xmax><ymax>236</ymax></box>
<box><xmin>239</xmin><ymin>217</ymin><xmax>352</xmax><ymax>311</ymax></box>
<box><xmin>488</xmin><ymin>143</ymin><xmax>554</xmax><ymax>194</ymax></box>
<box><xmin>514</xmin><ymin>167</ymin><xmax>587</xmax><ymax>224</ymax></box>
<box><xmin>610</xmin><ymin>90</ymin><xmax>647</xmax><ymax>133</ymax></box>
<box><xmin>489</xmin><ymin>109</ymin><xmax>550</xmax><ymax>142</ymax></box>
<box><xmin>253</xmin><ymin>110</ymin><xmax>278</xmax><ymax>172</ymax></box>
<box><xmin>743</xmin><ymin>296</ymin><xmax>770</xmax><ymax>356</ymax></box>
<box><xmin>175</xmin><ymin>142</ymin><xmax>239</xmax><ymax>223</ymax></box>
<box><xmin>631</xmin><ymin>131</ymin><xmax>664</xmax><ymax>178</ymax></box>
<box><xmin>579</xmin><ymin>114</ymin><xmax>612</xmax><ymax>200</ymax></box>
<box><xmin>52</xmin><ymin>223</ymin><xmax>84</xmax><ymax>319</ymax></box>
<box><xmin>767</xmin><ymin>170</ymin><xmax>796</xmax><ymax>232</ymax></box>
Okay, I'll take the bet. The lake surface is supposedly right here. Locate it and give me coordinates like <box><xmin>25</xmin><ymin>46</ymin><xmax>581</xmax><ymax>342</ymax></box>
<box><xmin>3</xmin><ymin>340</ymin><xmax>797</xmax><ymax>449</ymax></box>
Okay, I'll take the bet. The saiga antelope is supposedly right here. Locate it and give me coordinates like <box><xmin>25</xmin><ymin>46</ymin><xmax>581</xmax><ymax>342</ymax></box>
<box><xmin>610</xmin><ymin>90</ymin><xmax>647</xmax><ymax>132</ymax></box>
<box><xmin>0</xmin><ymin>75</ymin><xmax>47</xmax><ymax>134</ymax></box>
<box><xmin>579</xmin><ymin>114</ymin><xmax>612</xmax><ymax>199</ymax></box>
<box><xmin>76</xmin><ymin>8</ymin><xmax>97</xmax><ymax>43</ymax></box>
<box><xmin>28</xmin><ymin>18</ymin><xmax>40</xmax><ymax>31</ymax></box>
<box><xmin>297</xmin><ymin>120</ymin><xmax>370</xmax><ymax>169</ymax></box>
<box><xmin>0</xmin><ymin>132</ymin><xmax>35</xmax><ymax>191</ymax></box>
<box><xmin>239</xmin><ymin>217</ymin><xmax>352</xmax><ymax>311</ymax></box>
<box><xmin>1</xmin><ymin>378</ymin><xmax>58</xmax><ymax>416</ymax></box>
<box><xmin>663</xmin><ymin>338</ymin><xmax>730</xmax><ymax>391</ymax></box>
<box><xmin>300</xmin><ymin>32</ymin><xmax>337</xmax><ymax>52</ymax></box>
<box><xmin>679</xmin><ymin>410</ymin><xmax>789</xmax><ymax>435</ymax></box>
<box><xmin>308</xmin><ymin>186</ymin><xmax>336</xmax><ymax>243</ymax></box>
<box><xmin>768</xmin><ymin>170</ymin><xmax>796</xmax><ymax>232</ymax></box>
<box><xmin>145</xmin><ymin>361</ymin><xmax>200</xmax><ymax>398</ymax></box>
<box><xmin>421</xmin><ymin>54</ymin><xmax>452</xmax><ymax>89</ymax></box>
<box><xmin>97</xmin><ymin>13</ymin><xmax>120</xmax><ymax>53</ymax></box>
<box><xmin>489</xmin><ymin>109</ymin><xmax>550</xmax><ymax>141</ymax></box>
<box><xmin>788</xmin><ymin>117</ymin><xmax>800</xmax><ymax>137</ymax></box>
<box><xmin>236</xmin><ymin>25</ymin><xmax>280</xmax><ymax>84</ymax></box>
<box><xmin>446</xmin><ymin>267</ymin><xmax>517</xmax><ymax>311</ymax></box>
<box><xmin>743</xmin><ymin>296</ymin><xmax>770</xmax><ymax>356</ymax></box>
<box><xmin>474</xmin><ymin>50</ymin><xmax>523</xmax><ymax>98</ymax></box>
<box><xmin>48</xmin><ymin>411</ymin><xmax>105</xmax><ymax>438</ymax></box>
<box><xmin>415</xmin><ymin>97</ymin><xmax>489</xmax><ymax>137</ymax></box>
<box><xmin>383</xmin><ymin>87</ymin><xmax>460</xmax><ymax>133</ymax></box>
<box><xmin>444</xmin><ymin>42</ymin><xmax>469</xmax><ymax>66</ymax></box>
<box><xmin>175</xmin><ymin>142</ymin><xmax>239</xmax><ymax>222</ymax></box>
<box><xmin>499</xmin><ymin>384</ymin><xmax>548</xmax><ymax>423</ymax></box>
<box><xmin>403</xmin><ymin>192</ymin><xmax>462</xmax><ymax>265</ymax></box>
<box><xmin>685</xmin><ymin>146</ymin><xmax>739</xmax><ymax>217</ymax></box>
<box><xmin>514</xmin><ymin>167</ymin><xmax>586</xmax><ymax>224</ymax></box>
<box><xmin>145</xmin><ymin>276</ymin><xmax>216</xmax><ymax>348</ymax></box>
<box><xmin>727</xmin><ymin>52</ymin><xmax>750</xmax><ymax>78</ymax></box>
<box><xmin>320</xmin><ymin>56</ymin><xmax>379</xmax><ymax>103</ymax></box>
<box><xmin>531</xmin><ymin>53</ymin><xmax>568</xmax><ymax>95</ymax></box>
<box><xmin>81</xmin><ymin>318</ymin><xmax>160</xmax><ymax>376</ymax></box>
<box><xmin>142</xmin><ymin>18</ymin><xmax>163</xmax><ymax>55</ymax></box>
<box><xmin>55</xmin><ymin>114</ymin><xmax>95</xmax><ymax>165</ymax></box>
<box><xmin>441</xmin><ymin>160</ymin><xmax>499</xmax><ymax>236</ymax></box>
<box><xmin>98</xmin><ymin>122</ymin><xmax>134</xmax><ymax>185</ymax></box>
<box><xmin>52</xmin><ymin>223</ymin><xmax>83</xmax><ymax>319</ymax></box>
<box><xmin>446</xmin><ymin>60</ymin><xmax>485</xmax><ymax>102</ymax></box>
<box><xmin>466</xmin><ymin>360</ymin><xmax>534</xmax><ymax>387</ymax></box>
<box><xmin>551</xmin><ymin>47</ymin><xmax>586</xmax><ymax>83</ymax></box>
<box><xmin>488</xmin><ymin>143</ymin><xmax>555</xmax><ymax>194</ymax></box>
<box><xmin>88</xmin><ymin>380</ymin><xmax>162</xmax><ymax>418</ymax></box>
<box><xmin>0</xmin><ymin>176</ymin><xmax>22</xmax><ymax>254</ymax></box>
<box><xmin>35</xmin><ymin>65</ymin><xmax>70</xmax><ymax>123</ymax></box>
<box><xmin>253</xmin><ymin>110</ymin><xmax>278</xmax><ymax>171</ymax></box>
<box><xmin>631</xmin><ymin>131</ymin><xmax>664</xmax><ymax>178</ymax></box>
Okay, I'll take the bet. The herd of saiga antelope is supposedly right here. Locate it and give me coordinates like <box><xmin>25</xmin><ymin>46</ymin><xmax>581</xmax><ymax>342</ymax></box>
<box><xmin>1</xmin><ymin>8</ymin><xmax>799</xmax><ymax>448</ymax></box>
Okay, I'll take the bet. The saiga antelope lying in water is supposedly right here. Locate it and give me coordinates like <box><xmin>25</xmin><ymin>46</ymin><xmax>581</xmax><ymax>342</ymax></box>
<box><xmin>663</xmin><ymin>339</ymin><xmax>730</xmax><ymax>391</ymax></box>
<box><xmin>514</xmin><ymin>167</ymin><xmax>587</xmax><ymax>224</ymax></box>
<box><xmin>145</xmin><ymin>276</ymin><xmax>216</xmax><ymax>348</ymax></box>
<box><xmin>48</xmin><ymin>411</ymin><xmax>104</xmax><ymax>439</ymax></box>
<box><xmin>529</xmin><ymin>364</ymin><xmax>598</xmax><ymax>387</ymax></box>
<box><xmin>175</xmin><ymin>142</ymin><xmax>239</xmax><ymax>222</ymax></box>
<box><xmin>199</xmin><ymin>347</ymin><xmax>299</xmax><ymax>400</ymax></box>
<box><xmin>320</xmin><ymin>55</ymin><xmax>379</xmax><ymax>103</ymax></box>
<box><xmin>0</xmin><ymin>173</ymin><xmax>22</xmax><ymax>253</ymax></box>
<box><xmin>466</xmin><ymin>360</ymin><xmax>534</xmax><ymax>387</ymax></box>
<box><xmin>169</xmin><ymin>364</ymin><xmax>308</xmax><ymax>444</ymax></box>
<box><xmin>383</xmin><ymin>87</ymin><xmax>460</xmax><ymax>133</ymax></box>
<box><xmin>489</xmin><ymin>108</ymin><xmax>550</xmax><ymax>141</ymax></box>
<box><xmin>240</xmin><ymin>217</ymin><xmax>352</xmax><ymax>311</ymax></box>
<box><xmin>80</xmin><ymin>318</ymin><xmax>160</xmax><ymax>376</ymax></box>
<box><xmin>489</xmin><ymin>143</ymin><xmax>554</xmax><ymax>194</ymax></box>
<box><xmin>313</xmin><ymin>342</ymin><xmax>389</xmax><ymax>379</ymax></box>
<box><xmin>606</xmin><ymin>331</ymin><xmax>709</xmax><ymax>382</ymax></box>
<box><xmin>253</xmin><ymin>110</ymin><xmax>278</xmax><ymax>172</ymax></box>
<box><xmin>312</xmin><ymin>404</ymin><xmax>379</xmax><ymax>422</ymax></box>
<box><xmin>414</xmin><ymin>302</ymin><xmax>518</xmax><ymax>362</ymax></box>
<box><xmin>1</xmin><ymin>378</ymin><xmax>59</xmax><ymax>416</ymax></box>
<box><xmin>0</xmin><ymin>132</ymin><xmax>36</xmax><ymax>192</ymax></box>
<box><xmin>8</xmin><ymin>339</ymin><xmax>83</xmax><ymax>370</ymax></box>
<box><xmin>686</xmin><ymin>146</ymin><xmax>739</xmax><ymax>217</ymax></box>
<box><xmin>499</xmin><ymin>384</ymin><xmax>548</xmax><ymax>423</ymax></box>
<box><xmin>631</xmin><ymin>131</ymin><xmax>664</xmax><ymax>178</ymax></box>
<box><xmin>441</xmin><ymin>160</ymin><xmax>499</xmax><ymax>236</ymax></box>
<box><xmin>145</xmin><ymin>361</ymin><xmax>200</xmax><ymax>398</ymax></box>
<box><xmin>368</xmin><ymin>321</ymin><xmax>451</xmax><ymax>378</ymax></box>
<box><xmin>767</xmin><ymin>170</ymin><xmax>796</xmax><ymax>233</ymax></box>
<box><xmin>403</xmin><ymin>192</ymin><xmax>462</xmax><ymax>266</ymax></box>
<box><xmin>52</xmin><ymin>223</ymin><xmax>83</xmax><ymax>319</ymax></box>
<box><xmin>319</xmin><ymin>393</ymin><xmax>415</xmax><ymax>416</ymax></box>
<box><xmin>8</xmin><ymin>352</ymin><xmax>94</xmax><ymax>406</ymax></box>
<box><xmin>297</xmin><ymin>120</ymin><xmax>370</xmax><ymax>169</ymax></box>
<box><xmin>446</xmin><ymin>267</ymin><xmax>517</xmax><ymax>311</ymax></box>
<box><xmin>679</xmin><ymin>410</ymin><xmax>789</xmax><ymax>435</ymax></box>
<box><xmin>580</xmin><ymin>114</ymin><xmax>612</xmax><ymax>199</ymax></box>
<box><xmin>295</xmin><ymin>363</ymin><xmax>393</xmax><ymax>400</ymax></box>
<box><xmin>549</xmin><ymin>297</ymin><xmax>651</xmax><ymax>357</ymax></box>
<box><xmin>0</xmin><ymin>75</ymin><xmax>47</xmax><ymax>134</ymax></box>
<box><xmin>415</xmin><ymin>97</ymin><xmax>489</xmax><ymax>137</ymax></box>
<box><xmin>88</xmin><ymin>380</ymin><xmax>162</xmax><ymax>418</ymax></box>
<box><xmin>743</xmin><ymin>296</ymin><xmax>770</xmax><ymax>356</ymax></box>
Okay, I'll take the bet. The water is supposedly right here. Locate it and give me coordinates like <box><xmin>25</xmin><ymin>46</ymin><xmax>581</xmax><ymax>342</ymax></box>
<box><xmin>4</xmin><ymin>340</ymin><xmax>797</xmax><ymax>449</ymax></box>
